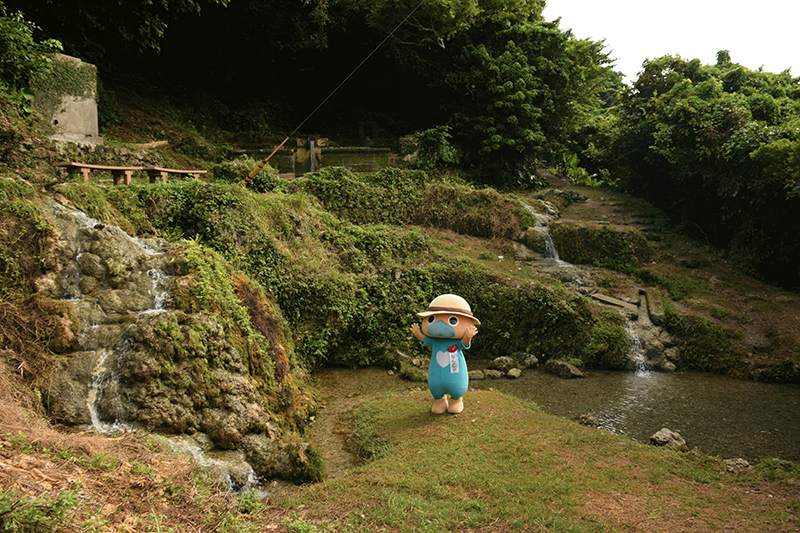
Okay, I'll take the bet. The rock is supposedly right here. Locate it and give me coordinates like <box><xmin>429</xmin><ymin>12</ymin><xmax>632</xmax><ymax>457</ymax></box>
<box><xmin>523</xmin><ymin>226</ymin><xmax>552</xmax><ymax>255</ymax></box>
<box><xmin>645</xmin><ymin>287</ymin><xmax>666</xmax><ymax>326</ymax></box>
<box><xmin>650</xmin><ymin>428</ymin><xmax>688</xmax><ymax>451</ymax></box>
<box><xmin>506</xmin><ymin>368</ymin><xmax>522</xmax><ymax>379</ymax></box>
<box><xmin>513</xmin><ymin>352</ymin><xmax>538</xmax><ymax>369</ymax></box>
<box><xmin>242</xmin><ymin>433</ymin><xmax>280</xmax><ymax>478</ymax></box>
<box><xmin>468</xmin><ymin>370</ymin><xmax>485</xmax><ymax>380</ymax></box>
<box><xmin>489</xmin><ymin>356</ymin><xmax>517</xmax><ymax>373</ymax></box>
<box><xmin>483</xmin><ymin>369</ymin><xmax>505</xmax><ymax>379</ymax></box>
<box><xmin>574</xmin><ymin>413</ymin><xmax>599</xmax><ymax>427</ymax></box>
<box><xmin>513</xmin><ymin>241</ymin><xmax>541</xmax><ymax>261</ymax></box>
<box><xmin>206</xmin><ymin>450</ymin><xmax>255</xmax><ymax>492</ymax></box>
<box><xmin>544</xmin><ymin>360</ymin><xmax>586</xmax><ymax>379</ymax></box>
<box><xmin>723</xmin><ymin>458</ymin><xmax>751</xmax><ymax>473</ymax></box>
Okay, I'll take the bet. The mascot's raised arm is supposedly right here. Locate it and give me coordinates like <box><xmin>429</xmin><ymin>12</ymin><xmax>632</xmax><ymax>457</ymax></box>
<box><xmin>411</xmin><ymin>294</ymin><xmax>479</xmax><ymax>414</ymax></box>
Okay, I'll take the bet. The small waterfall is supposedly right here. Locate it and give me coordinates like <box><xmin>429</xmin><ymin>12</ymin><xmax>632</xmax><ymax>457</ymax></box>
<box><xmin>144</xmin><ymin>268</ymin><xmax>170</xmax><ymax>312</ymax></box>
<box><xmin>625</xmin><ymin>321</ymin><xmax>650</xmax><ymax>375</ymax></box>
<box><xmin>86</xmin><ymin>349</ymin><xmax>127</xmax><ymax>433</ymax></box>
<box><xmin>543</xmin><ymin>232</ymin><xmax>561</xmax><ymax>262</ymax></box>
<box><xmin>49</xmin><ymin>201</ymin><xmax>176</xmax><ymax>432</ymax></box>
<box><xmin>522</xmin><ymin>201</ymin><xmax>569</xmax><ymax>264</ymax></box>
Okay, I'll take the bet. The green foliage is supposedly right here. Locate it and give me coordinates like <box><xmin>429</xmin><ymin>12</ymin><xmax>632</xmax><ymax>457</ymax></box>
<box><xmin>399</xmin><ymin>125</ymin><xmax>460</xmax><ymax>171</ymax></box>
<box><xmin>0</xmin><ymin>5</ymin><xmax>61</xmax><ymax>92</ymax></box>
<box><xmin>610</xmin><ymin>53</ymin><xmax>800</xmax><ymax>289</ymax></box>
<box><xmin>236</xmin><ymin>490</ymin><xmax>268</xmax><ymax>515</ymax></box>
<box><xmin>582</xmin><ymin>309</ymin><xmax>628</xmax><ymax>369</ymax></box>
<box><xmin>438</xmin><ymin>16</ymin><xmax>614</xmax><ymax>188</ymax></box>
<box><xmin>665</xmin><ymin>309</ymin><xmax>749</xmax><ymax>374</ymax></box>
<box><xmin>7</xmin><ymin>0</ymin><xmax>229</xmax><ymax>59</ymax></box>
<box><xmin>0</xmin><ymin>488</ymin><xmax>79</xmax><ymax>532</ymax></box>
<box><xmin>549</xmin><ymin>221</ymin><xmax>654</xmax><ymax>273</ymax></box>
<box><xmin>304</xmin><ymin>166</ymin><xmax>525</xmax><ymax>239</ymax></box>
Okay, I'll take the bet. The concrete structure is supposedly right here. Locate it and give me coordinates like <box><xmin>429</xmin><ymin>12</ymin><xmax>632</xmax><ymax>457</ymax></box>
<box><xmin>34</xmin><ymin>54</ymin><xmax>102</xmax><ymax>145</ymax></box>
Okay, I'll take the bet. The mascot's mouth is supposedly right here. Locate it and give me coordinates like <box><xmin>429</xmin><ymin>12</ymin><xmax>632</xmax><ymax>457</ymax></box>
<box><xmin>427</xmin><ymin>319</ymin><xmax>456</xmax><ymax>338</ymax></box>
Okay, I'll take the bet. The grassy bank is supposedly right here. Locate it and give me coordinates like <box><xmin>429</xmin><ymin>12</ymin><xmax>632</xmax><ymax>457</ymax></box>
<box><xmin>268</xmin><ymin>390</ymin><xmax>799</xmax><ymax>532</ymax></box>
<box><xmin>3</xmin><ymin>386</ymin><xmax>798</xmax><ymax>532</ymax></box>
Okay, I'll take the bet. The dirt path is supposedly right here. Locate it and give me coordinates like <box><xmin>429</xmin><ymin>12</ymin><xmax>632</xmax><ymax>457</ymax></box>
<box><xmin>305</xmin><ymin>367</ymin><xmax>422</xmax><ymax>478</ymax></box>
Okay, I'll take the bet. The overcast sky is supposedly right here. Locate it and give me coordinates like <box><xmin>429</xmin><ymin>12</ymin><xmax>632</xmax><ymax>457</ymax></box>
<box><xmin>542</xmin><ymin>0</ymin><xmax>799</xmax><ymax>84</ymax></box>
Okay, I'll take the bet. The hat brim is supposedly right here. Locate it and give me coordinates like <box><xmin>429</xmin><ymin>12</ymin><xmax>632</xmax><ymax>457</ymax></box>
<box><xmin>417</xmin><ymin>310</ymin><xmax>480</xmax><ymax>325</ymax></box>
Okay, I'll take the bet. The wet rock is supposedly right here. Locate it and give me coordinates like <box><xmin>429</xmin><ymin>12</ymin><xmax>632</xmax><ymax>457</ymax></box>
<box><xmin>242</xmin><ymin>433</ymin><xmax>280</xmax><ymax>478</ymax></box>
<box><xmin>489</xmin><ymin>356</ymin><xmax>517</xmax><ymax>373</ymax></box>
<box><xmin>206</xmin><ymin>450</ymin><xmax>255</xmax><ymax>492</ymax></box>
<box><xmin>574</xmin><ymin>413</ymin><xmax>599</xmax><ymax>427</ymax></box>
<box><xmin>513</xmin><ymin>241</ymin><xmax>541</xmax><ymax>261</ymax></box>
<box><xmin>723</xmin><ymin>458</ymin><xmax>751</xmax><ymax>473</ymax></box>
<box><xmin>523</xmin><ymin>226</ymin><xmax>553</xmax><ymax>255</ymax></box>
<box><xmin>544</xmin><ymin>360</ymin><xmax>586</xmax><ymax>379</ymax></box>
<box><xmin>650</xmin><ymin>428</ymin><xmax>688</xmax><ymax>451</ymax></box>
<box><xmin>514</xmin><ymin>352</ymin><xmax>539</xmax><ymax>369</ymax></box>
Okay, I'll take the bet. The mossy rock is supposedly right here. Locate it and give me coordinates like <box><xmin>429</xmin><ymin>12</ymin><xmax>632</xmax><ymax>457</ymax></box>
<box><xmin>549</xmin><ymin>221</ymin><xmax>655</xmax><ymax>273</ymax></box>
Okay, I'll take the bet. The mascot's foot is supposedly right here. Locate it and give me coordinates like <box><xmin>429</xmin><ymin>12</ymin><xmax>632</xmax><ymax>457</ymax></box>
<box><xmin>447</xmin><ymin>397</ymin><xmax>464</xmax><ymax>414</ymax></box>
<box><xmin>431</xmin><ymin>397</ymin><xmax>449</xmax><ymax>414</ymax></box>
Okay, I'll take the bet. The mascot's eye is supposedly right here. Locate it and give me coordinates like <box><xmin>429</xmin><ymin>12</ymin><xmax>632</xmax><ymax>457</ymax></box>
<box><xmin>448</xmin><ymin>316</ymin><xmax>459</xmax><ymax>326</ymax></box>
<box><xmin>427</xmin><ymin>316</ymin><xmax>436</xmax><ymax>324</ymax></box>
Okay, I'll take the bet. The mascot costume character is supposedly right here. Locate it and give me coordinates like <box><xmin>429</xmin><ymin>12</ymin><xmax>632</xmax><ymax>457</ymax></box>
<box><xmin>411</xmin><ymin>294</ymin><xmax>479</xmax><ymax>414</ymax></box>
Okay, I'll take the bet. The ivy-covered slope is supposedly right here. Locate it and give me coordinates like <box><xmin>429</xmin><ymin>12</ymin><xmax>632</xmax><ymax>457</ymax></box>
<box><xmin>48</xmin><ymin>168</ymin><xmax>628</xmax><ymax>372</ymax></box>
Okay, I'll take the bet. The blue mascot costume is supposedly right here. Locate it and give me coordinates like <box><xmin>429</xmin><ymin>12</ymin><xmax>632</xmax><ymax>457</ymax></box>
<box><xmin>411</xmin><ymin>294</ymin><xmax>479</xmax><ymax>414</ymax></box>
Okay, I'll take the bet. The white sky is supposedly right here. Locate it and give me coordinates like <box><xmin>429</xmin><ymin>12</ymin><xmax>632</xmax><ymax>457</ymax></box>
<box><xmin>542</xmin><ymin>0</ymin><xmax>799</xmax><ymax>84</ymax></box>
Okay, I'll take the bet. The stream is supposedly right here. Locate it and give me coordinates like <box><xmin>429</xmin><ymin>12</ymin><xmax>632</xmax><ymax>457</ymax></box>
<box><xmin>307</xmin><ymin>365</ymin><xmax>800</xmax><ymax>478</ymax></box>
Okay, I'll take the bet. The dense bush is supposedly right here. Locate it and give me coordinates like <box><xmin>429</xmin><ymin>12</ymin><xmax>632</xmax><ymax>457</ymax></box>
<box><xmin>56</xmin><ymin>174</ymin><xmax>626</xmax><ymax>371</ymax></box>
<box><xmin>609</xmin><ymin>53</ymin><xmax>800</xmax><ymax>289</ymax></box>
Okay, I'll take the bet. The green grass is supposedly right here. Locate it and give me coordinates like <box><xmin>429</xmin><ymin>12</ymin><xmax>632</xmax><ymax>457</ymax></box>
<box><xmin>274</xmin><ymin>390</ymin><xmax>797</xmax><ymax>532</ymax></box>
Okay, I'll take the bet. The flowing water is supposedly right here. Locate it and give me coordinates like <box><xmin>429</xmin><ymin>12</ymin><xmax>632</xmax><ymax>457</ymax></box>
<box><xmin>309</xmin><ymin>365</ymin><xmax>800</xmax><ymax>474</ymax></box>
<box><xmin>468</xmin><ymin>364</ymin><xmax>800</xmax><ymax>463</ymax></box>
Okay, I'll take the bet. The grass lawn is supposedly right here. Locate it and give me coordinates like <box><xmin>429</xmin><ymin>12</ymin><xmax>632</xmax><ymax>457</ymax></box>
<box><xmin>269</xmin><ymin>390</ymin><xmax>799</xmax><ymax>532</ymax></box>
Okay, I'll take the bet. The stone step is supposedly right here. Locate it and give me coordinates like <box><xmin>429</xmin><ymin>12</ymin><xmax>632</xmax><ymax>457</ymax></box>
<box><xmin>590</xmin><ymin>293</ymin><xmax>638</xmax><ymax>313</ymax></box>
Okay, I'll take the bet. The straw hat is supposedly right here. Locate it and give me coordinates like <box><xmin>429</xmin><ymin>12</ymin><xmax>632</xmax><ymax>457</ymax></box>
<box><xmin>416</xmin><ymin>294</ymin><xmax>480</xmax><ymax>324</ymax></box>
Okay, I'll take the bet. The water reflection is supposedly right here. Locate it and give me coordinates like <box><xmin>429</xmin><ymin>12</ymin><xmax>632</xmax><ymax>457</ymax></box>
<box><xmin>468</xmin><ymin>364</ymin><xmax>800</xmax><ymax>463</ymax></box>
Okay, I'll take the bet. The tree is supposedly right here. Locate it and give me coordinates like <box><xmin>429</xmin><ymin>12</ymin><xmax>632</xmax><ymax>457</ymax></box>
<box><xmin>437</xmin><ymin>17</ymin><xmax>612</xmax><ymax>187</ymax></box>
<box><xmin>0</xmin><ymin>4</ymin><xmax>61</xmax><ymax>91</ymax></box>
<box><xmin>610</xmin><ymin>53</ymin><xmax>800</xmax><ymax>289</ymax></box>
<box><xmin>3</xmin><ymin>0</ymin><xmax>230</xmax><ymax>61</ymax></box>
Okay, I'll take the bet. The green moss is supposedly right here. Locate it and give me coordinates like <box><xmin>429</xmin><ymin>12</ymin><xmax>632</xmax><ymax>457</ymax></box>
<box><xmin>31</xmin><ymin>56</ymin><xmax>97</xmax><ymax>135</ymax></box>
<box><xmin>0</xmin><ymin>183</ymin><xmax>55</xmax><ymax>297</ymax></box>
<box><xmin>549</xmin><ymin>221</ymin><xmax>655</xmax><ymax>273</ymax></box>
<box><xmin>582</xmin><ymin>309</ymin><xmax>628</xmax><ymax>369</ymax></box>
<box><xmin>665</xmin><ymin>309</ymin><xmax>748</xmax><ymax>374</ymax></box>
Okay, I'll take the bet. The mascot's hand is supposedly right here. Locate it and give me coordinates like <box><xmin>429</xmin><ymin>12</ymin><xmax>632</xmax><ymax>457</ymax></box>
<box><xmin>410</xmin><ymin>323</ymin><xmax>424</xmax><ymax>341</ymax></box>
<box><xmin>463</xmin><ymin>325</ymin><xmax>478</xmax><ymax>346</ymax></box>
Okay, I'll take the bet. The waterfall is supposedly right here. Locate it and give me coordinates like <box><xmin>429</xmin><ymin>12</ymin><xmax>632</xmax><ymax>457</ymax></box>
<box><xmin>522</xmin><ymin>201</ymin><xmax>569</xmax><ymax>264</ymax></box>
<box><xmin>49</xmin><ymin>201</ymin><xmax>177</xmax><ymax>432</ymax></box>
<box><xmin>625</xmin><ymin>322</ymin><xmax>650</xmax><ymax>375</ymax></box>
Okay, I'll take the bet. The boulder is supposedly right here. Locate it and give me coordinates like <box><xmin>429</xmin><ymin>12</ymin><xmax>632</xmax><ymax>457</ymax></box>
<box><xmin>489</xmin><ymin>356</ymin><xmax>517</xmax><ymax>373</ymax></box>
<box><xmin>544</xmin><ymin>360</ymin><xmax>586</xmax><ymax>379</ymax></box>
<box><xmin>506</xmin><ymin>368</ymin><xmax>522</xmax><ymax>379</ymax></box>
<box><xmin>650</xmin><ymin>428</ymin><xmax>688</xmax><ymax>451</ymax></box>
<box><xmin>514</xmin><ymin>352</ymin><xmax>539</xmax><ymax>369</ymax></box>
<box><xmin>574</xmin><ymin>413</ymin><xmax>599</xmax><ymax>427</ymax></box>
<box><xmin>468</xmin><ymin>370</ymin><xmax>485</xmax><ymax>380</ymax></box>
